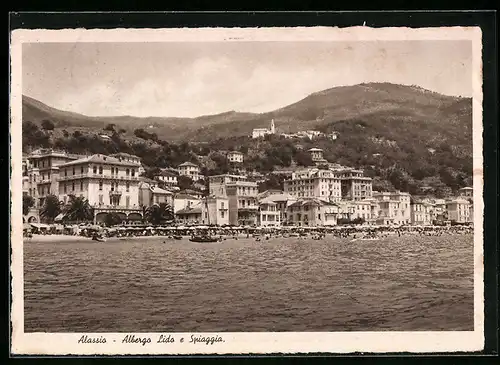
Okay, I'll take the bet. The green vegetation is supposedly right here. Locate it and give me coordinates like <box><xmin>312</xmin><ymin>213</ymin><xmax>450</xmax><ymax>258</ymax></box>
<box><xmin>145</xmin><ymin>203</ymin><xmax>175</xmax><ymax>225</ymax></box>
<box><xmin>40</xmin><ymin>195</ymin><xmax>62</xmax><ymax>223</ymax></box>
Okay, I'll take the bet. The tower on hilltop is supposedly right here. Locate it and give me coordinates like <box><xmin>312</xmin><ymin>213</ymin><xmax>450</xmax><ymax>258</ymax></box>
<box><xmin>270</xmin><ymin>119</ymin><xmax>275</xmax><ymax>134</ymax></box>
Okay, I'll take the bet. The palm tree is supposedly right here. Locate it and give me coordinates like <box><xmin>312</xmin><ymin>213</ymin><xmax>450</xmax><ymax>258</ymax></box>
<box><xmin>145</xmin><ymin>203</ymin><xmax>174</xmax><ymax>225</ymax></box>
<box><xmin>40</xmin><ymin>194</ymin><xmax>63</xmax><ymax>223</ymax></box>
<box><xmin>63</xmin><ymin>195</ymin><xmax>94</xmax><ymax>223</ymax></box>
<box><xmin>23</xmin><ymin>195</ymin><xmax>35</xmax><ymax>216</ymax></box>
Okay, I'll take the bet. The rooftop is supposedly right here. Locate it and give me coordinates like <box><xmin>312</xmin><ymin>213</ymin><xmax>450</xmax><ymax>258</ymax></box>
<box><xmin>178</xmin><ymin>162</ymin><xmax>199</xmax><ymax>167</ymax></box>
<box><xmin>58</xmin><ymin>154</ymin><xmax>141</xmax><ymax>168</ymax></box>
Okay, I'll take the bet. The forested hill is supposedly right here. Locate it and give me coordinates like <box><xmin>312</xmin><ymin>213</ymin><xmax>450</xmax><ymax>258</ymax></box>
<box><xmin>21</xmin><ymin>83</ymin><xmax>473</xmax><ymax>196</ymax></box>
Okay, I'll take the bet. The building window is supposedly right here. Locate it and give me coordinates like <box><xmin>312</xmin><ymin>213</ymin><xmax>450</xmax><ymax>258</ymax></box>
<box><xmin>63</xmin><ymin>184</ymin><xmax>67</xmax><ymax>193</ymax></box>
<box><xmin>131</xmin><ymin>169</ymin><xmax>135</xmax><ymax>177</ymax></box>
<box><xmin>80</xmin><ymin>181</ymin><xmax>83</xmax><ymax>190</ymax></box>
<box><xmin>93</xmin><ymin>166</ymin><xmax>97</xmax><ymax>174</ymax></box>
<box><xmin>99</xmin><ymin>194</ymin><xmax>103</xmax><ymax>204</ymax></box>
<box><xmin>99</xmin><ymin>166</ymin><xmax>103</xmax><ymax>175</ymax></box>
<box><xmin>221</xmin><ymin>211</ymin><xmax>225</xmax><ymax>218</ymax></box>
<box><xmin>73</xmin><ymin>167</ymin><xmax>75</xmax><ymax>175</ymax></box>
<box><xmin>64</xmin><ymin>169</ymin><xmax>67</xmax><ymax>177</ymax></box>
<box><xmin>72</xmin><ymin>182</ymin><xmax>75</xmax><ymax>191</ymax></box>
<box><xmin>126</xmin><ymin>169</ymin><xmax>130</xmax><ymax>176</ymax></box>
<box><xmin>126</xmin><ymin>182</ymin><xmax>130</xmax><ymax>192</ymax></box>
<box><xmin>126</xmin><ymin>196</ymin><xmax>130</xmax><ymax>208</ymax></box>
<box><xmin>99</xmin><ymin>181</ymin><xmax>103</xmax><ymax>191</ymax></box>
<box><xmin>81</xmin><ymin>166</ymin><xmax>84</xmax><ymax>174</ymax></box>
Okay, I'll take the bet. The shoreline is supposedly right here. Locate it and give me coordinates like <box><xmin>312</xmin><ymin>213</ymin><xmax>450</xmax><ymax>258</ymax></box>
<box><xmin>25</xmin><ymin>232</ymin><xmax>474</xmax><ymax>244</ymax></box>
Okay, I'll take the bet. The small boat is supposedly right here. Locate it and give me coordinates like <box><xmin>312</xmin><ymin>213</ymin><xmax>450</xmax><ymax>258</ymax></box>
<box><xmin>189</xmin><ymin>235</ymin><xmax>219</xmax><ymax>243</ymax></box>
<box><xmin>173</xmin><ymin>235</ymin><xmax>183</xmax><ymax>240</ymax></box>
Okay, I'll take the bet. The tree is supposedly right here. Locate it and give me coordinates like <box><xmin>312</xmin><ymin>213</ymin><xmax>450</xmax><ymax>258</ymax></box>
<box><xmin>63</xmin><ymin>195</ymin><xmax>94</xmax><ymax>222</ymax></box>
<box><xmin>104</xmin><ymin>123</ymin><xmax>116</xmax><ymax>132</ymax></box>
<box><xmin>23</xmin><ymin>195</ymin><xmax>35</xmax><ymax>215</ymax></box>
<box><xmin>104</xmin><ymin>212</ymin><xmax>123</xmax><ymax>227</ymax></box>
<box><xmin>41</xmin><ymin>119</ymin><xmax>55</xmax><ymax>131</ymax></box>
<box><xmin>145</xmin><ymin>203</ymin><xmax>174</xmax><ymax>225</ymax></box>
<box><xmin>294</xmin><ymin>151</ymin><xmax>314</xmax><ymax>167</ymax></box>
<box><xmin>40</xmin><ymin>195</ymin><xmax>62</xmax><ymax>223</ymax></box>
<box><xmin>177</xmin><ymin>175</ymin><xmax>194</xmax><ymax>191</ymax></box>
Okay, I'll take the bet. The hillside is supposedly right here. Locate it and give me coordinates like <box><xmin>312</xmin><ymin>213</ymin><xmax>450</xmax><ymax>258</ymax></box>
<box><xmin>21</xmin><ymin>83</ymin><xmax>473</xmax><ymax>196</ymax></box>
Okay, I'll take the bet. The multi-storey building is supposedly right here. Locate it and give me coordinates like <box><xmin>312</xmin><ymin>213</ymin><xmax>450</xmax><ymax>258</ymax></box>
<box><xmin>173</xmin><ymin>193</ymin><xmax>201</xmax><ymax>214</ymax></box>
<box><xmin>308</xmin><ymin>148</ymin><xmax>328</xmax><ymax>164</ymax></box>
<box><xmin>258</xmin><ymin>191</ymin><xmax>296</xmax><ymax>223</ymax></box>
<box><xmin>227</xmin><ymin>151</ymin><xmax>244</xmax><ymax>163</ymax></box>
<box><xmin>178</xmin><ymin>161</ymin><xmax>201</xmax><ymax>182</ymax></box>
<box><xmin>208</xmin><ymin>174</ymin><xmax>259</xmax><ymax>226</ymax></box>
<box><xmin>201</xmin><ymin>196</ymin><xmax>229</xmax><ymax>226</ymax></box>
<box><xmin>410</xmin><ymin>199</ymin><xmax>433</xmax><ymax>225</ymax></box>
<box><xmin>337</xmin><ymin>168</ymin><xmax>373</xmax><ymax>201</ymax></box>
<box><xmin>154</xmin><ymin>169</ymin><xmax>178</xmax><ymax>187</ymax></box>
<box><xmin>26</xmin><ymin>149</ymin><xmax>86</xmax><ymax>207</ymax></box>
<box><xmin>372</xmin><ymin>191</ymin><xmax>411</xmax><ymax>225</ymax></box>
<box><xmin>258</xmin><ymin>198</ymin><xmax>281</xmax><ymax>227</ymax></box>
<box><xmin>284</xmin><ymin>168</ymin><xmax>342</xmax><ymax>202</ymax></box>
<box><xmin>446</xmin><ymin>198</ymin><xmax>471</xmax><ymax>223</ymax></box>
<box><xmin>458</xmin><ymin>186</ymin><xmax>473</xmax><ymax>198</ymax></box>
<box><xmin>57</xmin><ymin>154</ymin><xmax>142</xmax><ymax>223</ymax></box>
<box><xmin>286</xmin><ymin>199</ymin><xmax>339</xmax><ymax>226</ymax></box>
<box><xmin>138</xmin><ymin>181</ymin><xmax>174</xmax><ymax>208</ymax></box>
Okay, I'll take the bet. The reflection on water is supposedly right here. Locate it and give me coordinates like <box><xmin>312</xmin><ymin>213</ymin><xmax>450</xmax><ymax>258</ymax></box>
<box><xmin>24</xmin><ymin>235</ymin><xmax>474</xmax><ymax>332</ymax></box>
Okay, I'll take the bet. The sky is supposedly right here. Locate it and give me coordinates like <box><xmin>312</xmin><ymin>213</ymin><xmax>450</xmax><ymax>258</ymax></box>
<box><xmin>22</xmin><ymin>40</ymin><xmax>472</xmax><ymax>118</ymax></box>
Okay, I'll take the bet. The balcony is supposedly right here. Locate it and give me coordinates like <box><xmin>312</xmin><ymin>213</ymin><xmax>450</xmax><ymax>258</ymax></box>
<box><xmin>239</xmin><ymin>205</ymin><xmax>259</xmax><ymax>211</ymax></box>
<box><xmin>109</xmin><ymin>190</ymin><xmax>123</xmax><ymax>197</ymax></box>
<box><xmin>57</xmin><ymin>173</ymin><xmax>139</xmax><ymax>182</ymax></box>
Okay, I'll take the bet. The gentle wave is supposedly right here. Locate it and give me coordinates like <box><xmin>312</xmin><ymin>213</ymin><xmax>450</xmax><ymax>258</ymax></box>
<box><xmin>23</xmin><ymin>235</ymin><xmax>474</xmax><ymax>332</ymax></box>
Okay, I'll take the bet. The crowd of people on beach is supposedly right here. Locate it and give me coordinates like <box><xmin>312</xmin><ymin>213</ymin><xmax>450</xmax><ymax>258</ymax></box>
<box><xmin>24</xmin><ymin>222</ymin><xmax>473</xmax><ymax>242</ymax></box>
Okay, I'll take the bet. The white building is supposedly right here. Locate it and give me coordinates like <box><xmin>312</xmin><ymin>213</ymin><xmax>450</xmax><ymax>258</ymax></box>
<box><xmin>372</xmin><ymin>190</ymin><xmax>411</xmax><ymax>225</ymax></box>
<box><xmin>258</xmin><ymin>198</ymin><xmax>281</xmax><ymax>227</ymax></box>
<box><xmin>446</xmin><ymin>198</ymin><xmax>471</xmax><ymax>223</ymax></box>
<box><xmin>284</xmin><ymin>168</ymin><xmax>342</xmax><ymax>202</ymax></box>
<box><xmin>138</xmin><ymin>181</ymin><xmax>174</xmax><ymax>208</ymax></box>
<box><xmin>154</xmin><ymin>169</ymin><xmax>178</xmax><ymax>187</ymax></box>
<box><xmin>227</xmin><ymin>151</ymin><xmax>244</xmax><ymax>163</ymax></box>
<box><xmin>308</xmin><ymin>148</ymin><xmax>327</xmax><ymax>163</ymax></box>
<box><xmin>252</xmin><ymin>119</ymin><xmax>276</xmax><ymax>139</ymax></box>
<box><xmin>458</xmin><ymin>186</ymin><xmax>473</xmax><ymax>198</ymax></box>
<box><xmin>57</xmin><ymin>154</ymin><xmax>142</xmax><ymax>223</ymax></box>
<box><xmin>178</xmin><ymin>162</ymin><xmax>201</xmax><ymax>182</ymax></box>
<box><xmin>173</xmin><ymin>192</ymin><xmax>201</xmax><ymax>214</ymax></box>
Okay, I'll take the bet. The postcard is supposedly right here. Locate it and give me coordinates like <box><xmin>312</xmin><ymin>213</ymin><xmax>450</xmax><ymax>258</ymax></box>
<box><xmin>10</xmin><ymin>25</ymin><xmax>483</xmax><ymax>355</ymax></box>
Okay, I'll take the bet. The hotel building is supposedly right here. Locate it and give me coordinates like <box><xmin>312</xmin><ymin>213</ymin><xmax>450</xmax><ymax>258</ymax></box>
<box><xmin>57</xmin><ymin>154</ymin><xmax>142</xmax><ymax>223</ymax></box>
<box><xmin>26</xmin><ymin>149</ymin><xmax>86</xmax><ymax>208</ymax></box>
<box><xmin>284</xmin><ymin>168</ymin><xmax>342</xmax><ymax>201</ymax></box>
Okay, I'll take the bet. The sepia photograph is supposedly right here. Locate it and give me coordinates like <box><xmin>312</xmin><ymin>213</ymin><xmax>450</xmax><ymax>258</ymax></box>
<box><xmin>10</xmin><ymin>25</ymin><xmax>484</xmax><ymax>355</ymax></box>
